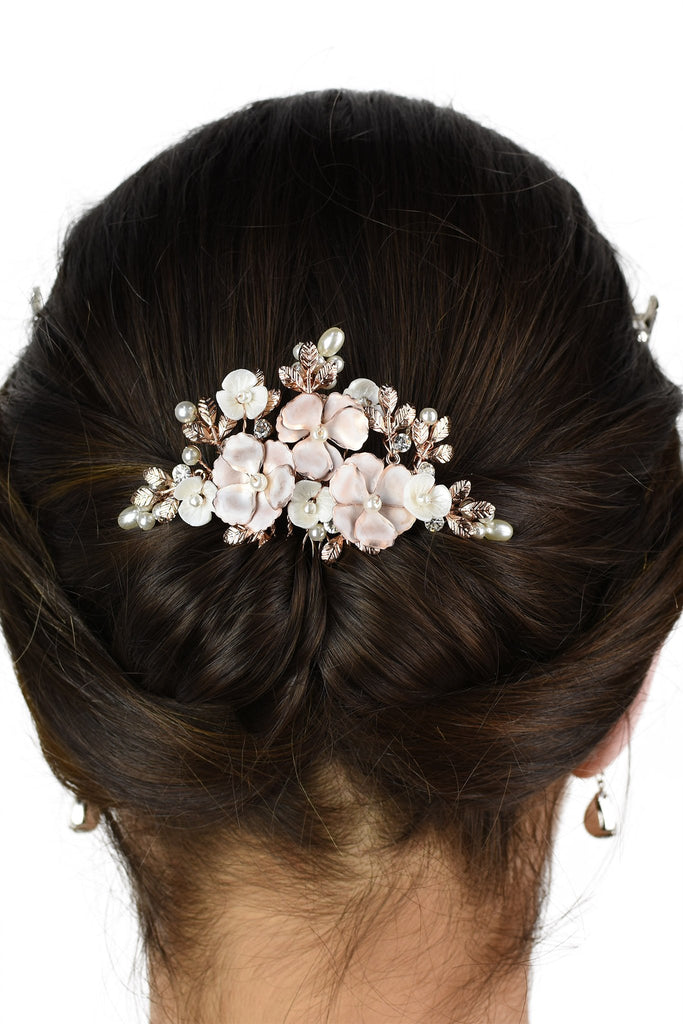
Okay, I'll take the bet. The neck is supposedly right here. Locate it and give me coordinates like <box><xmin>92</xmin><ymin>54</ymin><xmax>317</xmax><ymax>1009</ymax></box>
<box><xmin>147</xmin><ymin>848</ymin><xmax>533</xmax><ymax>1024</ymax></box>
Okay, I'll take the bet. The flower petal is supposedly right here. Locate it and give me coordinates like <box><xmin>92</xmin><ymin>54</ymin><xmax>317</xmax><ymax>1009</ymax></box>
<box><xmin>212</xmin><ymin>454</ymin><xmax>246</xmax><ymax>489</ymax></box>
<box><xmin>376</xmin><ymin>464</ymin><xmax>414</xmax><ymax>506</ymax></box>
<box><xmin>248</xmin><ymin>491</ymin><xmax>281</xmax><ymax>533</ymax></box>
<box><xmin>220</xmin><ymin>368</ymin><xmax>258</xmax><ymax>393</ymax></box>
<box><xmin>292</xmin><ymin>438</ymin><xmax>334</xmax><ymax>480</ymax></box>
<box><xmin>174</xmin><ymin>476</ymin><xmax>203</xmax><ymax>500</ymax></box>
<box><xmin>266</xmin><ymin>464</ymin><xmax>295</xmax><ymax>509</ymax></box>
<box><xmin>328</xmin><ymin>461</ymin><xmax>370</xmax><ymax>506</ymax></box>
<box><xmin>343</xmin><ymin>378</ymin><xmax>380</xmax><ymax>406</ymax></box>
<box><xmin>262</xmin><ymin>439</ymin><xmax>295</xmax><ymax>476</ymax></box>
<box><xmin>221</xmin><ymin>432</ymin><xmax>264</xmax><ymax>475</ymax></box>
<box><xmin>288</xmin><ymin>498</ymin><xmax>320</xmax><ymax>529</ymax></box>
<box><xmin>403</xmin><ymin>472</ymin><xmax>434</xmax><ymax>518</ymax></box>
<box><xmin>279</xmin><ymin>393</ymin><xmax>323</xmax><ymax>433</ymax></box>
<box><xmin>354</xmin><ymin>509</ymin><xmax>398</xmax><ymax>550</ymax></box>
<box><xmin>323</xmin><ymin>393</ymin><xmax>369</xmax><ymax>450</ymax></box>
<box><xmin>429</xmin><ymin>483</ymin><xmax>453</xmax><ymax>519</ymax></box>
<box><xmin>330</xmin><ymin>502</ymin><xmax>360</xmax><ymax>544</ymax></box>
<box><xmin>379</xmin><ymin>504</ymin><xmax>415</xmax><ymax>536</ymax></box>
<box><xmin>178</xmin><ymin>498</ymin><xmax>214</xmax><ymax>527</ymax></box>
<box><xmin>315</xmin><ymin>487</ymin><xmax>336</xmax><ymax>523</ymax></box>
<box><xmin>344</xmin><ymin>452</ymin><xmax>384</xmax><ymax>496</ymax></box>
<box><xmin>213</xmin><ymin>483</ymin><xmax>256</xmax><ymax>524</ymax></box>
<box><xmin>202</xmin><ymin>480</ymin><xmax>218</xmax><ymax>503</ymax></box>
<box><xmin>244</xmin><ymin>384</ymin><xmax>268</xmax><ymax>419</ymax></box>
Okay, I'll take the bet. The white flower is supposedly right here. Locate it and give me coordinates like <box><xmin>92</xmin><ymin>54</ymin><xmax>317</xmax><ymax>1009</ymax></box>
<box><xmin>343</xmin><ymin>377</ymin><xmax>380</xmax><ymax>408</ymax></box>
<box><xmin>403</xmin><ymin>472</ymin><xmax>452</xmax><ymax>522</ymax></box>
<box><xmin>287</xmin><ymin>479</ymin><xmax>336</xmax><ymax>530</ymax></box>
<box><xmin>174</xmin><ymin>475</ymin><xmax>218</xmax><ymax>527</ymax></box>
<box><xmin>216</xmin><ymin>368</ymin><xmax>268</xmax><ymax>420</ymax></box>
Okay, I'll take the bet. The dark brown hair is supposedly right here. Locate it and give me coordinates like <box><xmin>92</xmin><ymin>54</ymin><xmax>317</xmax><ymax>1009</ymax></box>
<box><xmin>1</xmin><ymin>88</ymin><xmax>681</xmax><ymax>1007</ymax></box>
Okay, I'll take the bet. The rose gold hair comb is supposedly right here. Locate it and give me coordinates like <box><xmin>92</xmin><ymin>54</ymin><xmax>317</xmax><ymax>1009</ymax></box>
<box><xmin>117</xmin><ymin>328</ymin><xmax>514</xmax><ymax>562</ymax></box>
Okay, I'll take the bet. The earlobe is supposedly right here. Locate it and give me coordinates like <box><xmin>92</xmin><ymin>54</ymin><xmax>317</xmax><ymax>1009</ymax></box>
<box><xmin>572</xmin><ymin>646</ymin><xmax>662</xmax><ymax>780</ymax></box>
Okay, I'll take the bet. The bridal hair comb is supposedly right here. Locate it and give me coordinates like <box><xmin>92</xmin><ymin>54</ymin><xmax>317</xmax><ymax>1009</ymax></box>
<box><xmin>116</xmin><ymin>327</ymin><xmax>515</xmax><ymax>563</ymax></box>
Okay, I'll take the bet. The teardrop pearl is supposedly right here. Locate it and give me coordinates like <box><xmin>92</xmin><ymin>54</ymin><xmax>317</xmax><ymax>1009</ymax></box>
<box><xmin>317</xmin><ymin>328</ymin><xmax>345</xmax><ymax>357</ymax></box>
<box><xmin>484</xmin><ymin>518</ymin><xmax>513</xmax><ymax>542</ymax></box>
<box><xmin>117</xmin><ymin>505</ymin><xmax>140</xmax><ymax>530</ymax></box>
<box><xmin>137</xmin><ymin>512</ymin><xmax>156</xmax><ymax>531</ymax></box>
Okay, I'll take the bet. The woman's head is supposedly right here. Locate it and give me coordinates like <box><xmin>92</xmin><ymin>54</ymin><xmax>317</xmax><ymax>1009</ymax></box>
<box><xmin>1</xmin><ymin>88</ymin><xmax>681</xmax><ymax>1019</ymax></box>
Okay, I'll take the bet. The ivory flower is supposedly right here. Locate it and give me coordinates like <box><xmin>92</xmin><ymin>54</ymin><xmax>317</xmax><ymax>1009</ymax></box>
<box><xmin>275</xmin><ymin>391</ymin><xmax>369</xmax><ymax>481</ymax></box>
<box><xmin>216</xmin><ymin>368</ymin><xmax>268</xmax><ymax>420</ymax></box>
<box><xmin>174</xmin><ymin>476</ymin><xmax>219</xmax><ymax>527</ymax></box>
<box><xmin>327</xmin><ymin>452</ymin><xmax>415</xmax><ymax>550</ymax></box>
<box><xmin>287</xmin><ymin>480</ymin><xmax>336</xmax><ymax>530</ymax></box>
<box><xmin>403</xmin><ymin>472</ymin><xmax>452</xmax><ymax>521</ymax></box>
<box><xmin>212</xmin><ymin>433</ymin><xmax>295</xmax><ymax>532</ymax></box>
<box><xmin>343</xmin><ymin>377</ymin><xmax>381</xmax><ymax>408</ymax></box>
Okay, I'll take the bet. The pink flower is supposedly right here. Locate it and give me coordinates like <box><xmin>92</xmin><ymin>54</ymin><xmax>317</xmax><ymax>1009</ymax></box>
<box><xmin>212</xmin><ymin>433</ymin><xmax>295</xmax><ymax>532</ymax></box>
<box><xmin>328</xmin><ymin>452</ymin><xmax>416</xmax><ymax>550</ymax></box>
<box><xmin>275</xmin><ymin>391</ymin><xmax>369</xmax><ymax>481</ymax></box>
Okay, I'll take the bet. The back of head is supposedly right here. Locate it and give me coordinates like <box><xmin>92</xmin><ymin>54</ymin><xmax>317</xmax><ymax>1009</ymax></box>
<box><xmin>1</xmin><ymin>88</ymin><xmax>681</xmax><ymax>1017</ymax></box>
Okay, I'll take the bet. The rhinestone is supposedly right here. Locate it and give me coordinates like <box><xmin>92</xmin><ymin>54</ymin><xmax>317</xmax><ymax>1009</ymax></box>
<box><xmin>253</xmin><ymin>418</ymin><xmax>272</xmax><ymax>439</ymax></box>
<box><xmin>172</xmin><ymin>464</ymin><xmax>192</xmax><ymax>483</ymax></box>
<box><xmin>426</xmin><ymin>517</ymin><xmax>445</xmax><ymax>532</ymax></box>
<box><xmin>323</xmin><ymin>520</ymin><xmax>340</xmax><ymax>535</ymax></box>
<box><xmin>417</xmin><ymin>462</ymin><xmax>435</xmax><ymax>475</ymax></box>
<box><xmin>392</xmin><ymin>432</ymin><xmax>410</xmax><ymax>453</ymax></box>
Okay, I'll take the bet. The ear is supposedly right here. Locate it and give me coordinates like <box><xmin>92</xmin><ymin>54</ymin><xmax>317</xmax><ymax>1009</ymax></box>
<box><xmin>571</xmin><ymin>646</ymin><xmax>662</xmax><ymax>779</ymax></box>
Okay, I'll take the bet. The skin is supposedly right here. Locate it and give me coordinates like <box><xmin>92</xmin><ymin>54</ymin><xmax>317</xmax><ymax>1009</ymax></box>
<box><xmin>148</xmin><ymin>650</ymin><xmax>662</xmax><ymax>1024</ymax></box>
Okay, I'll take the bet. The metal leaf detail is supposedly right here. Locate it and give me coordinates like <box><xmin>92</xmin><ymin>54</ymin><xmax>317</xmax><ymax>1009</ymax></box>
<box><xmin>143</xmin><ymin>466</ymin><xmax>168</xmax><ymax>491</ymax></box>
<box><xmin>254</xmin><ymin>368</ymin><xmax>265</xmax><ymax>387</ymax></box>
<box><xmin>217</xmin><ymin>414</ymin><xmax>237</xmax><ymax>441</ymax></box>
<box><xmin>278</xmin><ymin>365</ymin><xmax>305</xmax><ymax>392</ymax></box>
<box><xmin>459</xmin><ymin>499</ymin><xmax>495</xmax><ymax>521</ymax></box>
<box><xmin>223</xmin><ymin>525</ymin><xmax>252</xmax><ymax>545</ymax></box>
<box><xmin>411</xmin><ymin>420</ymin><xmax>430</xmax><ymax>447</ymax></box>
<box><xmin>378</xmin><ymin>385</ymin><xmax>397</xmax><ymax>414</ymax></box>
<box><xmin>393</xmin><ymin>403</ymin><xmax>416</xmax><ymax>429</ymax></box>
<box><xmin>152</xmin><ymin>497</ymin><xmax>179</xmax><ymax>522</ymax></box>
<box><xmin>450</xmin><ymin>480</ymin><xmax>471</xmax><ymax>501</ymax></box>
<box><xmin>262</xmin><ymin>388</ymin><xmax>281</xmax><ymax>415</ymax></box>
<box><xmin>197</xmin><ymin>398</ymin><xmax>217</xmax><ymax>427</ymax></box>
<box><xmin>131</xmin><ymin>485</ymin><xmax>155</xmax><ymax>509</ymax></box>
<box><xmin>446</xmin><ymin>517</ymin><xmax>476</xmax><ymax>538</ymax></box>
<box><xmin>431</xmin><ymin>416</ymin><xmax>451</xmax><ymax>443</ymax></box>
<box><xmin>432</xmin><ymin>444</ymin><xmax>454</xmax><ymax>464</ymax></box>
<box><xmin>182</xmin><ymin>421</ymin><xmax>205</xmax><ymax>443</ymax></box>
<box><xmin>321</xmin><ymin>535</ymin><xmax>344</xmax><ymax>562</ymax></box>
<box><xmin>298</xmin><ymin>342</ymin><xmax>320</xmax><ymax>377</ymax></box>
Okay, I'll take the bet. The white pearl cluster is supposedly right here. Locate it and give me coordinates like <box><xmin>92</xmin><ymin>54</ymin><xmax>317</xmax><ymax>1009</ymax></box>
<box><xmin>292</xmin><ymin>327</ymin><xmax>345</xmax><ymax>390</ymax></box>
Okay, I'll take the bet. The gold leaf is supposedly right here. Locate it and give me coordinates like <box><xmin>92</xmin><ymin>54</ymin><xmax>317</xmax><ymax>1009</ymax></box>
<box><xmin>223</xmin><ymin>525</ymin><xmax>251</xmax><ymax>545</ymax></box>
<box><xmin>369</xmin><ymin>407</ymin><xmax>386</xmax><ymax>432</ymax></box>
<box><xmin>152</xmin><ymin>497</ymin><xmax>180</xmax><ymax>522</ymax></box>
<box><xmin>431</xmin><ymin>416</ymin><xmax>451</xmax><ymax>443</ymax></box>
<box><xmin>143</xmin><ymin>466</ymin><xmax>169</xmax><ymax>491</ymax></box>
<box><xmin>131</xmin><ymin>485</ymin><xmax>155</xmax><ymax>509</ymax></box>
<box><xmin>262</xmin><ymin>388</ymin><xmax>281</xmax><ymax>415</ymax></box>
<box><xmin>256</xmin><ymin>530</ymin><xmax>273</xmax><ymax>548</ymax></box>
<box><xmin>432</xmin><ymin>443</ymin><xmax>454</xmax><ymax>464</ymax></box>
<box><xmin>450</xmin><ymin>480</ymin><xmax>471</xmax><ymax>501</ymax></box>
<box><xmin>313</xmin><ymin>362</ymin><xmax>337</xmax><ymax>391</ymax></box>
<box><xmin>197</xmin><ymin>397</ymin><xmax>217</xmax><ymax>427</ymax></box>
<box><xmin>378</xmin><ymin>385</ymin><xmax>397</xmax><ymax>414</ymax></box>
<box><xmin>298</xmin><ymin>342</ymin><xmax>320</xmax><ymax>377</ymax></box>
<box><xmin>446</xmin><ymin>516</ymin><xmax>473</xmax><ymax>538</ymax></box>
<box><xmin>393</xmin><ymin>403</ymin><xmax>416</xmax><ymax>429</ymax></box>
<box><xmin>357</xmin><ymin>542</ymin><xmax>381</xmax><ymax>555</ymax></box>
<box><xmin>460</xmin><ymin>499</ymin><xmax>496</xmax><ymax>521</ymax></box>
<box><xmin>217</xmin><ymin>414</ymin><xmax>237</xmax><ymax>441</ymax></box>
<box><xmin>182</xmin><ymin>421</ymin><xmax>205</xmax><ymax>443</ymax></box>
<box><xmin>411</xmin><ymin>420</ymin><xmax>430</xmax><ymax>447</ymax></box>
<box><xmin>254</xmin><ymin>368</ymin><xmax>265</xmax><ymax>387</ymax></box>
<box><xmin>278</xmin><ymin>366</ymin><xmax>305</xmax><ymax>392</ymax></box>
<box><xmin>321</xmin><ymin>535</ymin><xmax>344</xmax><ymax>563</ymax></box>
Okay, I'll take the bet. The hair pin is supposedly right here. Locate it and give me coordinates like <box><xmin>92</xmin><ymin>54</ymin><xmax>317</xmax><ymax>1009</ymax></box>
<box><xmin>117</xmin><ymin>328</ymin><xmax>513</xmax><ymax>563</ymax></box>
<box><xmin>633</xmin><ymin>295</ymin><xmax>658</xmax><ymax>343</ymax></box>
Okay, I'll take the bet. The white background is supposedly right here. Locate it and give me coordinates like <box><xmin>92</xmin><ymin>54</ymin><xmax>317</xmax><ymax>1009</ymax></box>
<box><xmin>1</xmin><ymin>3</ymin><xmax>681</xmax><ymax>1022</ymax></box>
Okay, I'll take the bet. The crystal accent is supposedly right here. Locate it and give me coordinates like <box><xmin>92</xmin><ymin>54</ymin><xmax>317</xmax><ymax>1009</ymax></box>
<box><xmin>172</xmin><ymin>463</ymin><xmax>191</xmax><ymax>483</ymax></box>
<box><xmin>426</xmin><ymin>517</ymin><xmax>445</xmax><ymax>532</ymax></box>
<box><xmin>323</xmin><ymin>519</ymin><xmax>340</xmax><ymax>535</ymax></box>
<box><xmin>392</xmin><ymin>432</ymin><xmax>411</xmax><ymax>453</ymax></box>
<box><xmin>253</xmin><ymin>418</ymin><xmax>272</xmax><ymax>439</ymax></box>
<box><xmin>417</xmin><ymin>462</ymin><xmax>435</xmax><ymax>475</ymax></box>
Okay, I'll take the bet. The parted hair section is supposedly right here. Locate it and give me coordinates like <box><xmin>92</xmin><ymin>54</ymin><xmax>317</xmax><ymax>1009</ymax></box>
<box><xmin>1</xmin><ymin>89</ymin><xmax>682</xmax><ymax>960</ymax></box>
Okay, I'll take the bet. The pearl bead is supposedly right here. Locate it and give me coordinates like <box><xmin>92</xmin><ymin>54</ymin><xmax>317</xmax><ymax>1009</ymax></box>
<box><xmin>315</xmin><ymin>353</ymin><xmax>327</xmax><ymax>368</ymax></box>
<box><xmin>470</xmin><ymin>522</ymin><xmax>486</xmax><ymax>540</ymax></box>
<box><xmin>249</xmin><ymin>472</ymin><xmax>267</xmax><ymax>491</ymax></box>
<box><xmin>188</xmin><ymin>493</ymin><xmax>204</xmax><ymax>507</ymax></box>
<box><xmin>236</xmin><ymin>390</ymin><xmax>251</xmax><ymax>404</ymax></box>
<box><xmin>365</xmin><ymin>493</ymin><xmax>382</xmax><ymax>511</ymax></box>
<box><xmin>174</xmin><ymin>400</ymin><xmax>197</xmax><ymax>424</ymax></box>
<box><xmin>182</xmin><ymin>446</ymin><xmax>201</xmax><ymax>466</ymax></box>
<box><xmin>484</xmin><ymin>518</ymin><xmax>513</xmax><ymax>542</ymax></box>
<box><xmin>292</xmin><ymin>343</ymin><xmax>302</xmax><ymax>359</ymax></box>
<box><xmin>308</xmin><ymin>523</ymin><xmax>327</xmax><ymax>542</ymax></box>
<box><xmin>312</xmin><ymin>425</ymin><xmax>328</xmax><ymax>441</ymax></box>
<box><xmin>303</xmin><ymin>500</ymin><xmax>317</xmax><ymax>515</ymax></box>
<box><xmin>117</xmin><ymin>505</ymin><xmax>140</xmax><ymax>530</ymax></box>
<box><xmin>137</xmin><ymin>511</ymin><xmax>156</xmax><ymax>531</ymax></box>
<box><xmin>419</xmin><ymin>407</ymin><xmax>439</xmax><ymax>424</ymax></box>
<box><xmin>328</xmin><ymin>355</ymin><xmax>344</xmax><ymax>373</ymax></box>
<box><xmin>317</xmin><ymin>327</ymin><xmax>345</xmax><ymax>357</ymax></box>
